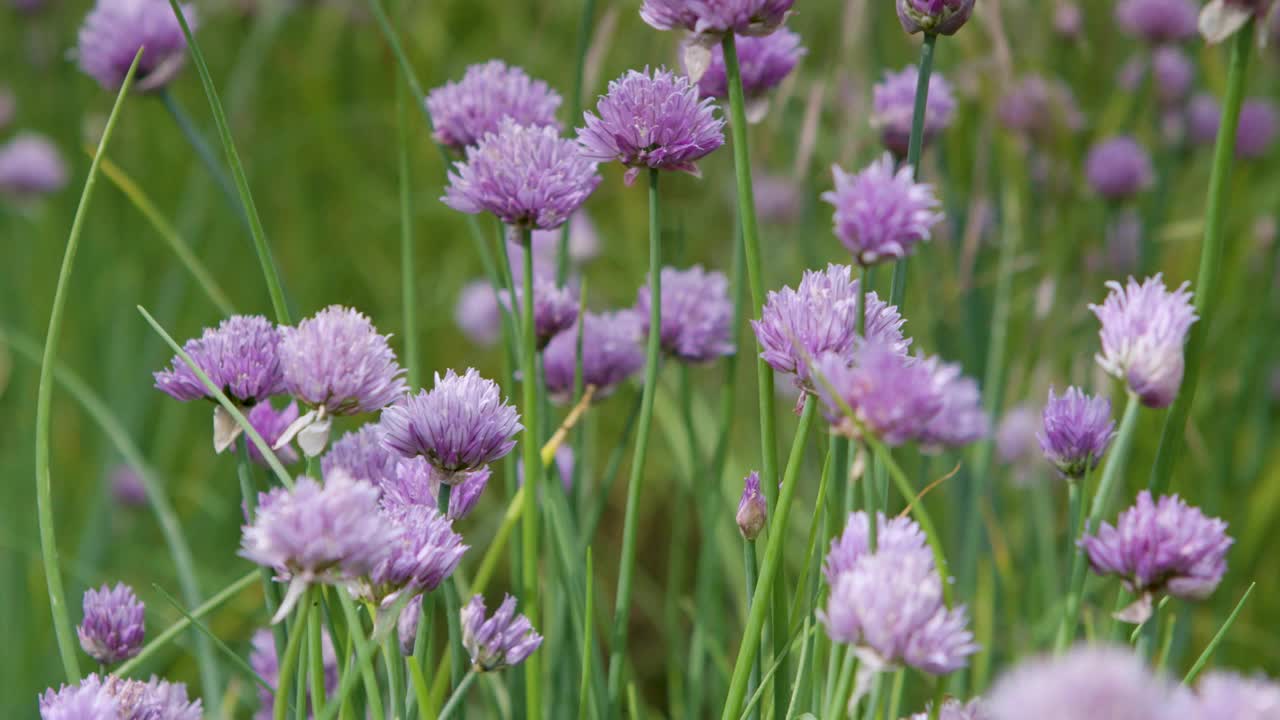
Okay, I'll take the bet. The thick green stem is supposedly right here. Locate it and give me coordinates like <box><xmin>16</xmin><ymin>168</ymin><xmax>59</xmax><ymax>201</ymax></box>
<box><xmin>720</xmin><ymin>398</ymin><xmax>818</xmax><ymax>720</ymax></box>
<box><xmin>274</xmin><ymin>590</ymin><xmax>313</xmax><ymax>720</ymax></box>
<box><xmin>439</xmin><ymin>670</ymin><xmax>478</xmax><ymax>720</ymax></box>
<box><xmin>743</xmin><ymin>541</ymin><xmax>761</xmax><ymax>720</ymax></box>
<box><xmin>1148</xmin><ymin>23</ymin><xmax>1254</xmax><ymax>495</ymax></box>
<box><xmin>888</xmin><ymin>32</ymin><xmax>938</xmax><ymax>307</ymax></box>
<box><xmin>517</xmin><ymin>225</ymin><xmax>543</xmax><ymax>720</ymax></box>
<box><xmin>607</xmin><ymin>168</ymin><xmax>663</xmax><ymax>709</ymax></box>
<box><xmin>34</xmin><ymin>49</ymin><xmax>143</xmax><ymax>685</ymax></box>
<box><xmin>1054</xmin><ymin>478</ymin><xmax>1085</xmax><ymax>653</ymax></box>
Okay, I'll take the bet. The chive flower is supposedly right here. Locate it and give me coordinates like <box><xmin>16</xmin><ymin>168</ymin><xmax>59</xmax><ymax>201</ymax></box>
<box><xmin>110</xmin><ymin>465</ymin><xmax>147</xmax><ymax>508</ymax></box>
<box><xmin>1189</xmin><ymin>671</ymin><xmax>1280</xmax><ymax>720</ymax></box>
<box><xmin>1236</xmin><ymin>99</ymin><xmax>1277</xmax><ymax>160</ymax></box>
<box><xmin>908</xmin><ymin>699</ymin><xmax>990</xmax><ymax>720</ymax></box>
<box><xmin>693</xmin><ymin>28</ymin><xmax>805</xmax><ymax>102</ymax></box>
<box><xmin>1090</xmin><ymin>274</ymin><xmax>1197</xmax><ymax>408</ymax></box>
<box><xmin>0</xmin><ymin>133</ymin><xmax>68</xmax><ymax>198</ymax></box>
<box><xmin>543</xmin><ymin>310</ymin><xmax>646</xmax><ymax>402</ymax></box>
<box><xmin>917</xmin><ymin>357</ymin><xmax>989</xmax><ymax>452</ymax></box>
<box><xmin>812</xmin><ymin>347</ymin><xmax>944</xmax><ymax>446</ymax></box>
<box><xmin>352</xmin><ymin>504</ymin><xmax>468</xmax><ymax>606</ymax></box>
<box><xmin>154</xmin><ymin>314</ymin><xmax>284</xmax><ymax>405</ymax></box>
<box><xmin>425</xmin><ymin>60</ymin><xmax>562</xmax><ymax>152</ymax></box>
<box><xmin>1037</xmin><ymin>387</ymin><xmax>1115</xmax><ymax>479</ymax></box>
<box><xmin>635</xmin><ymin>265</ymin><xmax>735</xmax><ymax>363</ymax></box>
<box><xmin>455</xmin><ymin>279</ymin><xmax>503</xmax><ymax>348</ymax></box>
<box><xmin>1152</xmin><ymin>46</ymin><xmax>1194</xmax><ymax>107</ymax></box>
<box><xmin>246</xmin><ymin>400</ymin><xmax>300</xmax><ymax>467</ymax></box>
<box><xmin>40</xmin><ymin>675</ymin><xmax>201</xmax><ymax>720</ymax></box>
<box><xmin>872</xmin><ymin>66</ymin><xmax>956</xmax><ymax>157</ymax></box>
<box><xmin>322</xmin><ymin>425</ymin><xmax>399</xmax><ymax>485</ymax></box>
<box><xmin>77</xmin><ymin>583</ymin><xmax>144</xmax><ymax>665</ymax></box>
<box><xmin>461</xmin><ymin>594</ymin><xmax>544</xmax><ymax>672</ymax></box>
<box><xmin>824</xmin><ymin>153</ymin><xmax>944</xmax><ymax>266</ymax></box>
<box><xmin>1085</xmin><ymin>136</ymin><xmax>1154</xmax><ymax>201</ymax></box>
<box><xmin>987</xmin><ymin>646</ymin><xmax>1177</xmax><ymax>720</ymax></box>
<box><xmin>382</xmin><ymin>456</ymin><xmax>492</xmax><ymax>521</ymax></box>
<box><xmin>736</xmin><ymin>471</ymin><xmax>767</xmax><ymax>540</ymax></box>
<box><xmin>500</xmin><ymin>275</ymin><xmax>579</xmax><ymax>349</ymax></box>
<box><xmin>639</xmin><ymin>0</ymin><xmax>795</xmax><ymax>37</ymax></box>
<box><xmin>1115</xmin><ymin>0</ymin><xmax>1198</xmax><ymax>43</ymax></box>
<box><xmin>897</xmin><ymin>0</ymin><xmax>975</xmax><ymax>35</ymax></box>
<box><xmin>76</xmin><ymin>0</ymin><xmax>196</xmax><ymax>92</ymax></box>
<box><xmin>822</xmin><ymin>511</ymin><xmax>932</xmax><ymax>584</ymax></box>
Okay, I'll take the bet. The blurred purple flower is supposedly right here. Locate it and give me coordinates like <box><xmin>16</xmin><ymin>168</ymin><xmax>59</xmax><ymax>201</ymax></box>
<box><xmin>1190</xmin><ymin>671</ymin><xmax>1280</xmax><ymax>720</ymax></box>
<box><xmin>500</xmin><ymin>274</ymin><xmax>579</xmax><ymax>349</ymax></box>
<box><xmin>527</xmin><ymin>212</ymin><xmax>601</xmax><ymax>265</ymax></box>
<box><xmin>1037</xmin><ymin>387</ymin><xmax>1115</xmax><ymax>479</ymax></box>
<box><xmin>425</xmin><ymin>60</ymin><xmax>562</xmax><ymax>151</ymax></box>
<box><xmin>1090</xmin><ymin>274</ymin><xmax>1197</xmax><ymax>408</ymax></box>
<box><xmin>916</xmin><ymin>357</ymin><xmax>988</xmax><ymax>453</ymax></box>
<box><xmin>1115</xmin><ymin>0</ymin><xmax>1198</xmax><ymax>42</ymax></box>
<box><xmin>461</xmin><ymin>594</ymin><xmax>544</xmax><ymax>671</ymax></box>
<box><xmin>543</xmin><ymin>310</ymin><xmax>645</xmax><ymax>402</ymax></box>
<box><xmin>1085</xmin><ymin>136</ymin><xmax>1154</xmax><ymax>200</ymax></box>
<box><xmin>1054</xmin><ymin>2</ymin><xmax>1083</xmax><ymax>37</ymax></box>
<box><xmin>636</xmin><ymin>265</ymin><xmax>735</xmax><ymax>363</ymax></box>
<box><xmin>0</xmin><ymin>133</ymin><xmax>69</xmax><ymax>198</ymax></box>
<box><xmin>987</xmin><ymin>645</ymin><xmax>1175</xmax><ymax>720</ymax></box>
<box><xmin>154</xmin><ymin>315</ymin><xmax>284</xmax><ymax>404</ymax></box>
<box><xmin>1187</xmin><ymin>93</ymin><xmax>1221</xmax><ymax>146</ymax></box>
<box><xmin>384</xmin><ymin>456</ymin><xmax>492</xmax><ymax>520</ymax></box>
<box><xmin>76</xmin><ymin>0</ymin><xmax>195</xmax><ymax>92</ymax></box>
<box><xmin>77</xmin><ymin>583</ymin><xmax>144</xmax><ymax>665</ymax></box>
<box><xmin>455</xmin><ymin>280</ymin><xmax>503</xmax><ymax>347</ymax></box>
<box><xmin>872</xmin><ymin>66</ymin><xmax>956</xmax><ymax>157</ymax></box>
<box><xmin>908</xmin><ymin>698</ymin><xmax>990</xmax><ymax>720</ymax></box>
<box><xmin>994</xmin><ymin>405</ymin><xmax>1039</xmax><ymax>465</ymax></box>
<box><xmin>824</xmin><ymin>153</ymin><xmax>943</xmax><ymax>266</ymax></box>
<box><xmin>110</xmin><ymin>465</ymin><xmax>148</xmax><ymax>508</ymax></box>
<box><xmin>250</xmin><ymin>627</ymin><xmax>337</xmax><ymax>718</ymax></box>
<box><xmin>0</xmin><ymin>89</ymin><xmax>14</xmax><ymax>132</ymax></box>
<box><xmin>353</xmin><ymin>504</ymin><xmax>467</xmax><ymax>604</ymax></box>
<box><xmin>813</xmin><ymin>347</ymin><xmax>943</xmax><ymax>446</ymax></box>
<box><xmin>897</xmin><ymin>0</ymin><xmax>975</xmax><ymax>35</ymax></box>
<box><xmin>639</xmin><ymin>0</ymin><xmax>794</xmax><ymax>36</ymax></box>
<box><xmin>693</xmin><ymin>28</ymin><xmax>804</xmax><ymax>100</ymax></box>
<box><xmin>754</xmin><ymin>171</ymin><xmax>802</xmax><ymax>224</ymax></box>
<box><xmin>1236</xmin><ymin>99</ymin><xmax>1277</xmax><ymax>160</ymax></box>
<box><xmin>736</xmin><ymin>471</ymin><xmax>767</xmax><ymax>540</ymax></box>
<box><xmin>1152</xmin><ymin>46</ymin><xmax>1194</xmax><ymax>106</ymax></box>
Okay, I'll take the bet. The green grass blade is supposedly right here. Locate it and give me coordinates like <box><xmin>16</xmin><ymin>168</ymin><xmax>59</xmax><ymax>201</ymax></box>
<box><xmin>151</xmin><ymin>583</ymin><xmax>276</xmax><ymax>695</ymax></box>
<box><xmin>117</xmin><ymin>570</ymin><xmax>258</xmax><ymax>676</ymax></box>
<box><xmin>1183</xmin><ymin>582</ymin><xmax>1255</xmax><ymax>685</ymax></box>
<box><xmin>578</xmin><ymin>547</ymin><xmax>595</xmax><ymax>720</ymax></box>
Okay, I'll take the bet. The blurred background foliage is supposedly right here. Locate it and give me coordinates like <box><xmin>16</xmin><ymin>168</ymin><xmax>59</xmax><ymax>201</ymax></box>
<box><xmin>2</xmin><ymin>0</ymin><xmax>1279</xmax><ymax>715</ymax></box>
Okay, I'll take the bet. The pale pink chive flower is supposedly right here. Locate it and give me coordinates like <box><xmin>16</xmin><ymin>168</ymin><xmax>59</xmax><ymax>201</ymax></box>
<box><xmin>736</xmin><ymin>471</ymin><xmax>767</xmax><ymax>540</ymax></box>
<box><xmin>824</xmin><ymin>153</ymin><xmax>943</xmax><ymax>266</ymax></box>
<box><xmin>461</xmin><ymin>594</ymin><xmax>544</xmax><ymax>671</ymax></box>
<box><xmin>636</xmin><ymin>265</ymin><xmax>735</xmax><ymax>363</ymax></box>
<box><xmin>908</xmin><ymin>698</ymin><xmax>991</xmax><ymax>720</ymax></box>
<box><xmin>543</xmin><ymin>310</ymin><xmax>645</xmax><ymax>402</ymax></box>
<box><xmin>1115</xmin><ymin>0</ymin><xmax>1198</xmax><ymax>43</ymax></box>
<box><xmin>383</xmin><ymin>456</ymin><xmax>492</xmax><ymax>521</ymax></box>
<box><xmin>692</xmin><ymin>28</ymin><xmax>805</xmax><ymax>101</ymax></box>
<box><xmin>995</xmin><ymin>405</ymin><xmax>1039</xmax><ymax>466</ymax></box>
<box><xmin>351</xmin><ymin>504</ymin><xmax>467</xmax><ymax>606</ymax></box>
<box><xmin>897</xmin><ymin>0</ymin><xmax>975</xmax><ymax>35</ymax></box>
<box><xmin>1090</xmin><ymin>274</ymin><xmax>1197</xmax><ymax>408</ymax></box>
<box><xmin>153</xmin><ymin>314</ymin><xmax>284</xmax><ymax>404</ymax></box>
<box><xmin>322</xmin><ymin>425</ymin><xmax>399</xmax><ymax>485</ymax></box>
<box><xmin>76</xmin><ymin>0</ymin><xmax>196</xmax><ymax>92</ymax></box>
<box><xmin>1235</xmin><ymin>99</ymin><xmax>1277</xmax><ymax>160</ymax></box>
<box><xmin>0</xmin><ymin>132</ymin><xmax>67</xmax><ymax>198</ymax></box>
<box><xmin>1190</xmin><ymin>671</ymin><xmax>1280</xmax><ymax>720</ymax></box>
<box><xmin>379</xmin><ymin>368</ymin><xmax>521</xmax><ymax>482</ymax></box>
<box><xmin>77</xmin><ymin>583</ymin><xmax>145</xmax><ymax>664</ymax></box>
<box><xmin>577</xmin><ymin>67</ymin><xmax>725</xmax><ymax>186</ymax></box>
<box><xmin>987</xmin><ymin>645</ymin><xmax>1177</xmax><ymax>720</ymax></box>
<box><xmin>444</xmin><ymin>119</ymin><xmax>600</xmax><ymax>229</ymax></box>
<box><xmin>822</xmin><ymin>512</ymin><xmax>932</xmax><ymax>584</ymax></box>
<box><xmin>1085</xmin><ymin>136</ymin><xmax>1154</xmax><ymax>201</ymax></box>
<box><xmin>812</xmin><ymin>347</ymin><xmax>944</xmax><ymax>446</ymax></box>
<box><xmin>872</xmin><ymin>66</ymin><xmax>956</xmax><ymax>157</ymax></box>
<box><xmin>425</xmin><ymin>60</ymin><xmax>562</xmax><ymax>151</ymax></box>
<box><xmin>639</xmin><ymin>0</ymin><xmax>795</xmax><ymax>37</ymax></box>
<box><xmin>916</xmin><ymin>357</ymin><xmax>989</xmax><ymax>453</ymax></box>
<box><xmin>1080</xmin><ymin>491</ymin><xmax>1231</xmax><ymax>622</ymax></box>
<box><xmin>110</xmin><ymin>465</ymin><xmax>148</xmax><ymax>508</ymax></box>
<box><xmin>499</xmin><ymin>275</ymin><xmax>579</xmax><ymax>349</ymax></box>
<box><xmin>240</xmin><ymin>473</ymin><xmax>396</xmax><ymax>622</ymax></box>
<box><xmin>1037</xmin><ymin>387</ymin><xmax>1115</xmax><ymax>479</ymax></box>
<box><xmin>250</xmin><ymin>627</ymin><xmax>337</xmax><ymax>718</ymax></box>
<box><xmin>40</xmin><ymin>674</ymin><xmax>201</xmax><ymax>720</ymax></box>
<box><xmin>246</xmin><ymin>400</ymin><xmax>300</xmax><ymax>466</ymax></box>
<box><xmin>39</xmin><ymin>676</ymin><xmax>119</xmax><ymax>719</ymax></box>
<box><xmin>455</xmin><ymin>279</ymin><xmax>503</xmax><ymax>347</ymax></box>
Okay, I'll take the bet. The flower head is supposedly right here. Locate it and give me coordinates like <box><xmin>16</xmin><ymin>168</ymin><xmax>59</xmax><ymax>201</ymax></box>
<box><xmin>823</xmin><ymin>511</ymin><xmax>932</xmax><ymax>585</ymax></box>
<box><xmin>500</xmin><ymin>274</ymin><xmax>579</xmax><ymax>349</ymax></box>
<box><xmin>77</xmin><ymin>0</ymin><xmax>195</xmax><ymax>92</ymax></box>
<box><xmin>1090</xmin><ymin>274</ymin><xmax>1197</xmax><ymax>408</ymax></box>
<box><xmin>426</xmin><ymin>61</ymin><xmax>562</xmax><ymax>151</ymax></box>
<box><xmin>1080</xmin><ymin>491</ymin><xmax>1232</xmax><ymax>615</ymax></box>
<box><xmin>38</xmin><ymin>675</ymin><xmax>119</xmax><ymax>720</ymax></box>
<box><xmin>353</xmin><ymin>504</ymin><xmax>467</xmax><ymax>604</ymax></box>
<box><xmin>916</xmin><ymin>358</ymin><xmax>989</xmax><ymax>452</ymax></box>
<box><xmin>543</xmin><ymin>310</ymin><xmax>645</xmax><ymax>402</ymax></box>
<box><xmin>736</xmin><ymin>471</ymin><xmax>767</xmax><ymax>540</ymax></box>
<box><xmin>1236</xmin><ymin>99</ymin><xmax>1277</xmax><ymax>160</ymax></box>
<box><xmin>322</xmin><ymin>425</ymin><xmax>399</xmax><ymax>485</ymax></box>
<box><xmin>1152</xmin><ymin>46</ymin><xmax>1194</xmax><ymax>106</ymax></box>
<box><xmin>897</xmin><ymin>0</ymin><xmax>975</xmax><ymax>35</ymax></box>
<box><xmin>455</xmin><ymin>280</ymin><xmax>503</xmax><ymax>347</ymax></box>
<box><xmin>995</xmin><ymin>405</ymin><xmax>1039</xmax><ymax>466</ymax></box>
<box><xmin>693</xmin><ymin>29</ymin><xmax>804</xmax><ymax>100</ymax></box>
<box><xmin>445</xmin><ymin>119</ymin><xmax>600</xmax><ymax>229</ymax></box>
<box><xmin>636</xmin><ymin>265</ymin><xmax>735</xmax><ymax>363</ymax></box>
<box><xmin>280</xmin><ymin>306</ymin><xmax>406</xmax><ymax>416</ymax></box>
<box><xmin>987</xmin><ymin>645</ymin><xmax>1176</xmax><ymax>720</ymax></box>
<box><xmin>753</xmin><ymin>264</ymin><xmax>909</xmax><ymax>386</ymax></box>
<box><xmin>639</xmin><ymin>0</ymin><xmax>794</xmax><ymax>36</ymax></box>
<box><xmin>1037</xmin><ymin>387</ymin><xmax>1115</xmax><ymax>478</ymax></box>
<box><xmin>1190</xmin><ymin>671</ymin><xmax>1280</xmax><ymax>720</ymax></box>
<box><xmin>824</xmin><ymin>154</ymin><xmax>943</xmax><ymax>266</ymax></box>
<box><xmin>77</xmin><ymin>583</ymin><xmax>144</xmax><ymax>665</ymax></box>
<box><xmin>379</xmin><ymin>368</ymin><xmax>521</xmax><ymax>479</ymax></box>
<box><xmin>382</xmin><ymin>457</ymin><xmax>492</xmax><ymax>520</ymax></box>
<box><xmin>247</xmin><ymin>400</ymin><xmax>301</xmax><ymax>466</ymax></box>
<box><xmin>872</xmin><ymin>67</ymin><xmax>956</xmax><ymax>157</ymax></box>
<box><xmin>908</xmin><ymin>698</ymin><xmax>990</xmax><ymax>720</ymax></box>
<box><xmin>812</xmin><ymin>347</ymin><xmax>944</xmax><ymax>446</ymax></box>
<box><xmin>1085</xmin><ymin>136</ymin><xmax>1154</xmax><ymax>200</ymax></box>
<box><xmin>461</xmin><ymin>594</ymin><xmax>544</xmax><ymax>672</ymax></box>
<box><xmin>250</xmin><ymin>627</ymin><xmax>337</xmax><ymax>718</ymax></box>
<box><xmin>154</xmin><ymin>315</ymin><xmax>284</xmax><ymax>404</ymax></box>
<box><xmin>111</xmin><ymin>465</ymin><xmax>147</xmax><ymax>508</ymax></box>
<box><xmin>577</xmin><ymin>67</ymin><xmax>725</xmax><ymax>185</ymax></box>
<box><xmin>41</xmin><ymin>674</ymin><xmax>201</xmax><ymax>720</ymax></box>
<box><xmin>0</xmin><ymin>133</ymin><xmax>68</xmax><ymax>198</ymax></box>
<box><xmin>1187</xmin><ymin>93</ymin><xmax>1221</xmax><ymax>146</ymax></box>
<box><xmin>1116</xmin><ymin>0</ymin><xmax>1198</xmax><ymax>42</ymax></box>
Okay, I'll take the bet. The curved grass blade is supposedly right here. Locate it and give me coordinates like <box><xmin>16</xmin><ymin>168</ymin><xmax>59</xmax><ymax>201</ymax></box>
<box><xmin>117</xmin><ymin>570</ymin><xmax>258</xmax><ymax>676</ymax></box>
<box><xmin>1182</xmin><ymin>582</ymin><xmax>1255</xmax><ymax>685</ymax></box>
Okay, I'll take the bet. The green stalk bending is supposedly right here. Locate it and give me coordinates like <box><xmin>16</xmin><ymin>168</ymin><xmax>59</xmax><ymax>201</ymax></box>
<box><xmin>1148</xmin><ymin>22</ymin><xmax>1254</xmax><ymax>495</ymax></box>
<box><xmin>607</xmin><ymin>168</ymin><xmax>663</xmax><ymax>709</ymax></box>
<box><xmin>720</xmin><ymin>398</ymin><xmax>818</xmax><ymax>720</ymax></box>
<box><xmin>518</xmin><ymin>226</ymin><xmax>543</xmax><ymax>720</ymax></box>
<box><xmin>34</xmin><ymin>49</ymin><xmax>143</xmax><ymax>684</ymax></box>
<box><xmin>888</xmin><ymin>32</ymin><xmax>938</xmax><ymax>307</ymax></box>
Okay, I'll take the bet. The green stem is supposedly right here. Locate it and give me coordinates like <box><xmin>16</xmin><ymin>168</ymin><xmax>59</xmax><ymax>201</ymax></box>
<box><xmin>607</xmin><ymin>168</ymin><xmax>663</xmax><ymax>709</ymax></box>
<box><xmin>308</xmin><ymin>601</ymin><xmax>328</xmax><ymax>717</ymax></box>
<box><xmin>274</xmin><ymin>590</ymin><xmax>313</xmax><ymax>720</ymax></box>
<box><xmin>720</xmin><ymin>397</ymin><xmax>818</xmax><ymax>720</ymax></box>
<box><xmin>34</xmin><ymin>48</ymin><xmax>143</xmax><ymax>685</ymax></box>
<box><xmin>397</xmin><ymin>72</ymin><xmax>420</xmax><ymax>388</ymax></box>
<box><xmin>743</xmin><ymin>541</ymin><xmax>761</xmax><ymax>720</ymax></box>
<box><xmin>382</xmin><ymin>633</ymin><xmax>404</xmax><ymax>720</ymax></box>
<box><xmin>860</xmin><ymin>670</ymin><xmax>883</xmax><ymax>720</ymax></box>
<box><xmin>888</xmin><ymin>31</ymin><xmax>938</xmax><ymax>307</ymax></box>
<box><xmin>439</xmin><ymin>670</ymin><xmax>478</xmax><ymax>720</ymax></box>
<box><xmin>518</xmin><ymin>226</ymin><xmax>543</xmax><ymax>720</ymax></box>
<box><xmin>1054</xmin><ymin>477</ymin><xmax>1085</xmax><ymax>653</ymax></box>
<box><xmin>578</xmin><ymin>548</ymin><xmax>595</xmax><ymax>720</ymax></box>
<box><xmin>886</xmin><ymin>669</ymin><xmax>906</xmax><ymax>720</ymax></box>
<box><xmin>1148</xmin><ymin>22</ymin><xmax>1254</xmax><ymax>495</ymax></box>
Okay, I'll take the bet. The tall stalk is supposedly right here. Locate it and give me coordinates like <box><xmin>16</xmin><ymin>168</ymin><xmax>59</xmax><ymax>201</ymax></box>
<box><xmin>607</xmin><ymin>168</ymin><xmax>663</xmax><ymax>709</ymax></box>
<box><xmin>35</xmin><ymin>50</ymin><xmax>143</xmax><ymax>684</ymax></box>
<box><xmin>518</xmin><ymin>227</ymin><xmax>543</xmax><ymax>720</ymax></box>
<box><xmin>888</xmin><ymin>32</ymin><xmax>938</xmax><ymax>307</ymax></box>
<box><xmin>397</xmin><ymin>71</ymin><xmax>420</xmax><ymax>387</ymax></box>
<box><xmin>1148</xmin><ymin>22</ymin><xmax>1254</xmax><ymax>495</ymax></box>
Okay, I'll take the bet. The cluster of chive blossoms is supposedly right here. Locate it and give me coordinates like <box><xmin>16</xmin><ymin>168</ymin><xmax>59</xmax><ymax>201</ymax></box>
<box><xmin>40</xmin><ymin>674</ymin><xmax>202</xmax><ymax>720</ymax></box>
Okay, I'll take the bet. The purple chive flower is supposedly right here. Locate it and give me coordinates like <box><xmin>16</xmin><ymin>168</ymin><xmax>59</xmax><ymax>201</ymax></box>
<box><xmin>872</xmin><ymin>67</ymin><xmax>956</xmax><ymax>157</ymax></box>
<box><xmin>1187</xmin><ymin>93</ymin><xmax>1221</xmax><ymax>146</ymax></box>
<box><xmin>1054</xmin><ymin>2</ymin><xmax>1083</xmax><ymax>37</ymax></box>
<box><xmin>500</xmin><ymin>274</ymin><xmax>579</xmax><ymax>349</ymax></box>
<box><xmin>897</xmin><ymin>0</ymin><xmax>975</xmax><ymax>35</ymax></box>
<box><xmin>1235</xmin><ymin>99</ymin><xmax>1277</xmax><ymax>160</ymax></box>
<box><xmin>1080</xmin><ymin>491</ymin><xmax>1232</xmax><ymax>620</ymax></box>
<box><xmin>250</xmin><ymin>627</ymin><xmax>337</xmax><ymax>718</ymax></box>
<box><xmin>543</xmin><ymin>310</ymin><xmax>646</xmax><ymax>402</ymax></box>
<box><xmin>398</xmin><ymin>595</ymin><xmax>424</xmax><ymax>656</ymax></box>
<box><xmin>753</xmin><ymin>264</ymin><xmax>910</xmax><ymax>386</ymax></box>
<box><xmin>279</xmin><ymin>305</ymin><xmax>407</xmax><ymax>416</ymax></box>
<box><xmin>1090</xmin><ymin>274</ymin><xmax>1197</xmax><ymax>408</ymax></box>
<box><xmin>813</xmin><ymin>347</ymin><xmax>944</xmax><ymax>446</ymax></box>
<box><xmin>916</xmin><ymin>358</ymin><xmax>989</xmax><ymax>452</ymax></box>
<box><xmin>353</xmin><ymin>504</ymin><xmax>467</xmax><ymax>605</ymax></box>
<box><xmin>577</xmin><ymin>67</ymin><xmax>725</xmax><ymax>186</ymax></box>
<box><xmin>380</xmin><ymin>368</ymin><xmax>521</xmax><ymax>480</ymax></box>
<box><xmin>77</xmin><ymin>583</ymin><xmax>144</xmax><ymax>665</ymax></box>
<box><xmin>693</xmin><ymin>28</ymin><xmax>805</xmax><ymax>100</ymax></box>
<box><xmin>755</xmin><ymin>171</ymin><xmax>802</xmax><ymax>224</ymax></box>
<box><xmin>823</xmin><ymin>512</ymin><xmax>931</xmax><ymax>584</ymax></box>
<box><xmin>639</xmin><ymin>0</ymin><xmax>794</xmax><ymax>36</ymax></box>
<box><xmin>240</xmin><ymin>474</ymin><xmax>396</xmax><ymax>621</ymax></box>
<box><xmin>322</xmin><ymin>425</ymin><xmax>399</xmax><ymax>485</ymax></box>
<box><xmin>154</xmin><ymin>315</ymin><xmax>284</xmax><ymax>404</ymax></box>
<box><xmin>908</xmin><ymin>698</ymin><xmax>991</xmax><ymax>720</ymax></box>
<box><xmin>444</xmin><ymin>119</ymin><xmax>600</xmax><ymax>229</ymax></box>
<box><xmin>636</xmin><ymin>265</ymin><xmax>735</xmax><ymax>363</ymax></box>
<box><xmin>1191</xmin><ymin>671</ymin><xmax>1280</xmax><ymax>720</ymax></box>
<box><xmin>824</xmin><ymin>154</ymin><xmax>944</xmax><ymax>266</ymax></box>
<box><xmin>1085</xmin><ymin>136</ymin><xmax>1154</xmax><ymax>201</ymax></box>
<box><xmin>383</xmin><ymin>457</ymin><xmax>493</xmax><ymax>520</ymax></box>
<box><xmin>995</xmin><ymin>405</ymin><xmax>1039</xmax><ymax>465</ymax></box>
<box><xmin>1115</xmin><ymin>0</ymin><xmax>1198</xmax><ymax>42</ymax></box>
<box><xmin>247</xmin><ymin>400</ymin><xmax>300</xmax><ymax>466</ymax></box>
<box><xmin>425</xmin><ymin>60</ymin><xmax>562</xmax><ymax>152</ymax></box>
<box><xmin>988</xmin><ymin>646</ymin><xmax>1177</xmax><ymax>720</ymax></box>
<box><xmin>1152</xmin><ymin>46</ymin><xmax>1194</xmax><ymax>106</ymax></box>
<box><xmin>40</xmin><ymin>675</ymin><xmax>201</xmax><ymax>720</ymax></box>
<box><xmin>455</xmin><ymin>280</ymin><xmax>503</xmax><ymax>347</ymax></box>
<box><xmin>0</xmin><ymin>132</ymin><xmax>68</xmax><ymax>198</ymax></box>
<box><xmin>820</xmin><ymin>549</ymin><xmax>976</xmax><ymax>674</ymax></box>
<box><xmin>110</xmin><ymin>465</ymin><xmax>148</xmax><ymax>508</ymax></box>
<box><xmin>736</xmin><ymin>471</ymin><xmax>767</xmax><ymax>540</ymax></box>
<box><xmin>1037</xmin><ymin>387</ymin><xmax>1115</xmax><ymax>479</ymax></box>
<box><xmin>76</xmin><ymin>0</ymin><xmax>196</xmax><ymax>92</ymax></box>
<box><xmin>461</xmin><ymin>594</ymin><xmax>544</xmax><ymax>672</ymax></box>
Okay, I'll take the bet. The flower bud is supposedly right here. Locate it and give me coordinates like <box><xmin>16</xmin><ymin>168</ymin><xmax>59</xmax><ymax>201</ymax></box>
<box><xmin>736</xmin><ymin>471</ymin><xmax>767</xmax><ymax>541</ymax></box>
<box><xmin>896</xmin><ymin>0</ymin><xmax>974</xmax><ymax>35</ymax></box>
